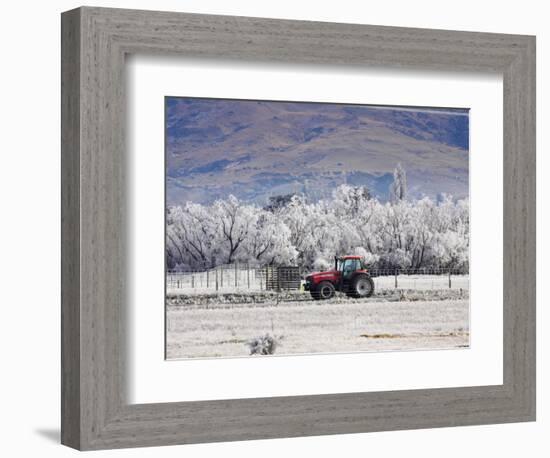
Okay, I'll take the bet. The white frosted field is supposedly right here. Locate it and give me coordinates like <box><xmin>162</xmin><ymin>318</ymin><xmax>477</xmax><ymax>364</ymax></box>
<box><xmin>166</xmin><ymin>298</ymin><xmax>469</xmax><ymax>359</ymax></box>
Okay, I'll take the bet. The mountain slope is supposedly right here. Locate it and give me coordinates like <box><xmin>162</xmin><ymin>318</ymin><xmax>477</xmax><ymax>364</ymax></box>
<box><xmin>166</xmin><ymin>98</ymin><xmax>469</xmax><ymax>205</ymax></box>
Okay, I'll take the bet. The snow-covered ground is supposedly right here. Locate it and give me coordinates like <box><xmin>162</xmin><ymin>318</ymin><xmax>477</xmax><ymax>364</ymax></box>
<box><xmin>166</xmin><ymin>298</ymin><xmax>469</xmax><ymax>359</ymax></box>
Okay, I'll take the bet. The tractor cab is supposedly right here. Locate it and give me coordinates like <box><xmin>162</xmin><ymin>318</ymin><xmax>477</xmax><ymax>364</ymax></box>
<box><xmin>336</xmin><ymin>256</ymin><xmax>367</xmax><ymax>281</ymax></box>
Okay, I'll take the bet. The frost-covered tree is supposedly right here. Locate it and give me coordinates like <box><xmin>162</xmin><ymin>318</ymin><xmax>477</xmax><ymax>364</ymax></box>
<box><xmin>247</xmin><ymin>211</ymin><xmax>297</xmax><ymax>265</ymax></box>
<box><xmin>390</xmin><ymin>163</ymin><xmax>407</xmax><ymax>202</ymax></box>
<box><xmin>166</xmin><ymin>183</ymin><xmax>469</xmax><ymax>272</ymax></box>
<box><xmin>278</xmin><ymin>195</ymin><xmax>320</xmax><ymax>267</ymax></box>
<box><xmin>213</xmin><ymin>195</ymin><xmax>255</xmax><ymax>264</ymax></box>
<box><xmin>332</xmin><ymin>184</ymin><xmax>371</xmax><ymax>216</ymax></box>
<box><xmin>166</xmin><ymin>203</ymin><xmax>218</xmax><ymax>270</ymax></box>
<box><xmin>264</xmin><ymin>193</ymin><xmax>296</xmax><ymax>212</ymax></box>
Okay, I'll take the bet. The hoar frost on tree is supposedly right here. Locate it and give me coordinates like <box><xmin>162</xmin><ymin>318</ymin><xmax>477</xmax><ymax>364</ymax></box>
<box><xmin>390</xmin><ymin>163</ymin><xmax>407</xmax><ymax>202</ymax></box>
<box><xmin>167</xmin><ymin>166</ymin><xmax>469</xmax><ymax>272</ymax></box>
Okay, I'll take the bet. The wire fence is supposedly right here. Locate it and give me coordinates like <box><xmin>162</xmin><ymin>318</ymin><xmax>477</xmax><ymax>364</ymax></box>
<box><xmin>167</xmin><ymin>265</ymin><xmax>469</xmax><ymax>293</ymax></box>
<box><xmin>168</xmin><ymin>263</ymin><xmax>252</xmax><ymax>291</ymax></box>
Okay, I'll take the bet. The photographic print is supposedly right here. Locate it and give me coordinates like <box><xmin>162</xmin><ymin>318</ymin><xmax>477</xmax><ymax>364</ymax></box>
<box><xmin>165</xmin><ymin>97</ymin><xmax>470</xmax><ymax>359</ymax></box>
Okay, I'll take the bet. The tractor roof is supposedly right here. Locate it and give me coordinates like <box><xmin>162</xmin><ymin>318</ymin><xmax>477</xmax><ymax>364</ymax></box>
<box><xmin>338</xmin><ymin>255</ymin><xmax>363</xmax><ymax>260</ymax></box>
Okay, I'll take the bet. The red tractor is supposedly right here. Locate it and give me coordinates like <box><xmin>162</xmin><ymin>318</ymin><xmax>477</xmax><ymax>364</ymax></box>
<box><xmin>304</xmin><ymin>255</ymin><xmax>375</xmax><ymax>300</ymax></box>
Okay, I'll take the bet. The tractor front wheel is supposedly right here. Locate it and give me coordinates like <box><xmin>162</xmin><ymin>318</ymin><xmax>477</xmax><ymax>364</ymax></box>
<box><xmin>311</xmin><ymin>281</ymin><xmax>335</xmax><ymax>300</ymax></box>
<box><xmin>350</xmin><ymin>275</ymin><xmax>374</xmax><ymax>298</ymax></box>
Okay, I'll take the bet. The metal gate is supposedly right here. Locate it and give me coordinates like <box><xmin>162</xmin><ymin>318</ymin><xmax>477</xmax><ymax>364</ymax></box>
<box><xmin>262</xmin><ymin>266</ymin><xmax>301</xmax><ymax>291</ymax></box>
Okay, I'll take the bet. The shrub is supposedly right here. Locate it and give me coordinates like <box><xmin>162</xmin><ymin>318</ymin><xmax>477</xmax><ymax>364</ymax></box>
<box><xmin>246</xmin><ymin>334</ymin><xmax>280</xmax><ymax>355</ymax></box>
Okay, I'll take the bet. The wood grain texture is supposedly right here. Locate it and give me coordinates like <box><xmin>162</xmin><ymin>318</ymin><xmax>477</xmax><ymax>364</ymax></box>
<box><xmin>61</xmin><ymin>6</ymin><xmax>536</xmax><ymax>450</ymax></box>
<box><xmin>60</xmin><ymin>7</ymin><xmax>81</xmax><ymax>450</ymax></box>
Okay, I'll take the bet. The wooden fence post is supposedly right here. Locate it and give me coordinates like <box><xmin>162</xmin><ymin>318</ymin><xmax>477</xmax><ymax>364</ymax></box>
<box><xmin>206</xmin><ymin>270</ymin><xmax>209</xmax><ymax>288</ymax></box>
<box><xmin>448</xmin><ymin>270</ymin><xmax>452</xmax><ymax>289</ymax></box>
<box><xmin>216</xmin><ymin>268</ymin><xmax>219</xmax><ymax>291</ymax></box>
<box><xmin>247</xmin><ymin>263</ymin><xmax>250</xmax><ymax>289</ymax></box>
<box><xmin>235</xmin><ymin>262</ymin><xmax>238</xmax><ymax>287</ymax></box>
<box><xmin>394</xmin><ymin>269</ymin><xmax>398</xmax><ymax>289</ymax></box>
<box><xmin>220</xmin><ymin>266</ymin><xmax>223</xmax><ymax>288</ymax></box>
<box><xmin>191</xmin><ymin>275</ymin><xmax>195</xmax><ymax>289</ymax></box>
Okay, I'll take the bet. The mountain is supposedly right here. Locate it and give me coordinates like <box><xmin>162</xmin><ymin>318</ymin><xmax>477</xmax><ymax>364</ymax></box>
<box><xmin>166</xmin><ymin>97</ymin><xmax>469</xmax><ymax>206</ymax></box>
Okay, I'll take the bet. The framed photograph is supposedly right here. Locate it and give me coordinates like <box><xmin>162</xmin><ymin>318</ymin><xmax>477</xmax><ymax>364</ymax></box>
<box><xmin>61</xmin><ymin>6</ymin><xmax>536</xmax><ymax>450</ymax></box>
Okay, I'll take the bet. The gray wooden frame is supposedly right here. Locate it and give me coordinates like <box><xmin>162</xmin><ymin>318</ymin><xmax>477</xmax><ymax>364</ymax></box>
<box><xmin>61</xmin><ymin>6</ymin><xmax>536</xmax><ymax>451</ymax></box>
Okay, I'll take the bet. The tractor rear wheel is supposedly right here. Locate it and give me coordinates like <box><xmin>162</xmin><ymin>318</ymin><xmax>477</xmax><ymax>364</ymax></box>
<box><xmin>311</xmin><ymin>281</ymin><xmax>335</xmax><ymax>300</ymax></box>
<box><xmin>350</xmin><ymin>275</ymin><xmax>374</xmax><ymax>298</ymax></box>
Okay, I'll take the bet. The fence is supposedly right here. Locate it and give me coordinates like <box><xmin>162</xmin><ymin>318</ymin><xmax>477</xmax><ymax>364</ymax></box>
<box><xmin>167</xmin><ymin>264</ymin><xmax>301</xmax><ymax>292</ymax></box>
<box><xmin>368</xmin><ymin>268</ymin><xmax>469</xmax><ymax>291</ymax></box>
<box><xmin>167</xmin><ymin>265</ymin><xmax>469</xmax><ymax>293</ymax></box>
<box><xmin>263</xmin><ymin>266</ymin><xmax>301</xmax><ymax>290</ymax></box>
